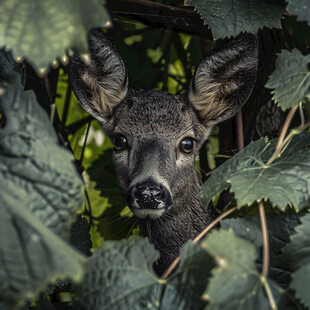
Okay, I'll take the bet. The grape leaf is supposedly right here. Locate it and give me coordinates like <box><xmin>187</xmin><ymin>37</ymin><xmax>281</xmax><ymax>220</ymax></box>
<box><xmin>287</xmin><ymin>0</ymin><xmax>310</xmax><ymax>25</ymax></box>
<box><xmin>222</xmin><ymin>214</ymin><xmax>302</xmax><ymax>287</ymax></box>
<box><xmin>185</xmin><ymin>0</ymin><xmax>285</xmax><ymax>39</ymax></box>
<box><xmin>0</xmin><ymin>73</ymin><xmax>84</xmax><ymax>239</ymax></box>
<box><xmin>284</xmin><ymin>213</ymin><xmax>310</xmax><ymax>308</ymax></box>
<box><xmin>70</xmin><ymin>215</ymin><xmax>92</xmax><ymax>256</ymax></box>
<box><xmin>202</xmin><ymin>133</ymin><xmax>310</xmax><ymax>210</ymax></box>
<box><xmin>266</xmin><ymin>49</ymin><xmax>310</xmax><ymax>109</ymax></box>
<box><xmin>201</xmin><ymin>229</ymin><xmax>280</xmax><ymax>310</ymax></box>
<box><xmin>0</xmin><ymin>0</ymin><xmax>110</xmax><ymax>74</ymax></box>
<box><xmin>0</xmin><ymin>191</ymin><xmax>86</xmax><ymax>309</ymax></box>
<box><xmin>74</xmin><ymin>238</ymin><xmax>212</xmax><ymax>310</ymax></box>
<box><xmin>0</xmin><ymin>73</ymin><xmax>86</xmax><ymax>308</ymax></box>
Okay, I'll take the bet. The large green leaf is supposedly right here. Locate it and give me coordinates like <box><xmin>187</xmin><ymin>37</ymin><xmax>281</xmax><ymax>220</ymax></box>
<box><xmin>284</xmin><ymin>213</ymin><xmax>310</xmax><ymax>308</ymax></box>
<box><xmin>185</xmin><ymin>0</ymin><xmax>285</xmax><ymax>39</ymax></box>
<box><xmin>0</xmin><ymin>74</ymin><xmax>86</xmax><ymax>308</ymax></box>
<box><xmin>0</xmin><ymin>0</ymin><xmax>110</xmax><ymax>74</ymax></box>
<box><xmin>0</xmin><ymin>74</ymin><xmax>84</xmax><ymax>239</ymax></box>
<box><xmin>287</xmin><ymin>0</ymin><xmax>310</xmax><ymax>25</ymax></box>
<box><xmin>222</xmin><ymin>214</ymin><xmax>302</xmax><ymax>287</ymax></box>
<box><xmin>74</xmin><ymin>238</ymin><xmax>213</xmax><ymax>310</ymax></box>
<box><xmin>0</xmin><ymin>190</ymin><xmax>86</xmax><ymax>309</ymax></box>
<box><xmin>201</xmin><ymin>229</ymin><xmax>280</xmax><ymax>310</ymax></box>
<box><xmin>266</xmin><ymin>49</ymin><xmax>310</xmax><ymax>109</ymax></box>
<box><xmin>202</xmin><ymin>133</ymin><xmax>310</xmax><ymax>210</ymax></box>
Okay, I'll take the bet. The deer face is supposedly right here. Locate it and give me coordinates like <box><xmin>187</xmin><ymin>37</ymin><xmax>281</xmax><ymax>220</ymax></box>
<box><xmin>108</xmin><ymin>89</ymin><xmax>206</xmax><ymax>219</ymax></box>
<box><xmin>68</xmin><ymin>29</ymin><xmax>258</xmax><ymax>220</ymax></box>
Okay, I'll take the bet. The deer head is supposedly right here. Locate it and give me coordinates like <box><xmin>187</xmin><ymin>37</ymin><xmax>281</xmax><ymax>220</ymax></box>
<box><xmin>68</xmin><ymin>29</ymin><xmax>258</xmax><ymax>274</ymax></box>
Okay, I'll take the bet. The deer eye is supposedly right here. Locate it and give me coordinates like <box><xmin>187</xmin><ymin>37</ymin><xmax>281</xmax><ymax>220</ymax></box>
<box><xmin>113</xmin><ymin>134</ymin><xmax>128</xmax><ymax>151</ymax></box>
<box><xmin>179</xmin><ymin>138</ymin><xmax>194</xmax><ymax>154</ymax></box>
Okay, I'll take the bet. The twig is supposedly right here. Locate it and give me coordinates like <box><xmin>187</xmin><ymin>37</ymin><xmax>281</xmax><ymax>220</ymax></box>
<box><xmin>78</xmin><ymin>121</ymin><xmax>91</xmax><ymax>165</ymax></box>
<box><xmin>259</xmin><ymin>202</ymin><xmax>277</xmax><ymax>309</ymax></box>
<box><xmin>299</xmin><ymin>103</ymin><xmax>305</xmax><ymax>127</ymax></box>
<box><xmin>261</xmin><ymin>276</ymin><xmax>278</xmax><ymax>310</ymax></box>
<box><xmin>236</xmin><ymin>109</ymin><xmax>244</xmax><ymax>151</ymax></box>
<box><xmin>266</xmin><ymin>106</ymin><xmax>298</xmax><ymax>166</ymax></box>
<box><xmin>44</xmin><ymin>76</ymin><xmax>54</xmax><ymax>105</ymax></box>
<box><xmin>161</xmin><ymin>206</ymin><xmax>238</xmax><ymax>279</ymax></box>
<box><xmin>259</xmin><ymin>202</ymin><xmax>269</xmax><ymax>278</ymax></box>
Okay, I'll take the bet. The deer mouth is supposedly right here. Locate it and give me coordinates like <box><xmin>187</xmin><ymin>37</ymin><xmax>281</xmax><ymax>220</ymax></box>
<box><xmin>130</xmin><ymin>205</ymin><xmax>167</xmax><ymax>219</ymax></box>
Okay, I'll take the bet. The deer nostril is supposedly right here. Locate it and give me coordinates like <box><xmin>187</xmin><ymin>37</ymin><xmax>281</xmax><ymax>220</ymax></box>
<box><xmin>135</xmin><ymin>186</ymin><xmax>162</xmax><ymax>199</ymax></box>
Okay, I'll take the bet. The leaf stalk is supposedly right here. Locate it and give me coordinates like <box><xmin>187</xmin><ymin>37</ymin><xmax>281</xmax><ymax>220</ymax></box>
<box><xmin>161</xmin><ymin>206</ymin><xmax>238</xmax><ymax>279</ymax></box>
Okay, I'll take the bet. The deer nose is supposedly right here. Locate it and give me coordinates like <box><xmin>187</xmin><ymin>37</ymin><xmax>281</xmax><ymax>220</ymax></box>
<box><xmin>129</xmin><ymin>179</ymin><xmax>171</xmax><ymax>210</ymax></box>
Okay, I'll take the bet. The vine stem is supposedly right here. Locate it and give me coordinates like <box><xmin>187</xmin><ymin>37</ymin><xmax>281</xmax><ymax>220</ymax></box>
<box><xmin>299</xmin><ymin>103</ymin><xmax>305</xmax><ymax>127</ymax></box>
<box><xmin>259</xmin><ymin>202</ymin><xmax>269</xmax><ymax>278</ymax></box>
<box><xmin>259</xmin><ymin>201</ymin><xmax>277</xmax><ymax>309</ymax></box>
<box><xmin>160</xmin><ymin>206</ymin><xmax>238</xmax><ymax>279</ymax></box>
<box><xmin>261</xmin><ymin>276</ymin><xmax>278</xmax><ymax>310</ymax></box>
<box><xmin>266</xmin><ymin>106</ymin><xmax>298</xmax><ymax>166</ymax></box>
<box><xmin>236</xmin><ymin>109</ymin><xmax>244</xmax><ymax>151</ymax></box>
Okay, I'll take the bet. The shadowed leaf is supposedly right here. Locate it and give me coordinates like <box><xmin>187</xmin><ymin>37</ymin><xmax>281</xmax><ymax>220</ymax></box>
<box><xmin>202</xmin><ymin>133</ymin><xmax>310</xmax><ymax>210</ymax></box>
<box><xmin>0</xmin><ymin>0</ymin><xmax>110</xmax><ymax>74</ymax></box>
<box><xmin>185</xmin><ymin>0</ymin><xmax>285</xmax><ymax>39</ymax></box>
<box><xmin>287</xmin><ymin>0</ymin><xmax>310</xmax><ymax>24</ymax></box>
<box><xmin>74</xmin><ymin>238</ymin><xmax>212</xmax><ymax>310</ymax></box>
<box><xmin>266</xmin><ymin>49</ymin><xmax>310</xmax><ymax>109</ymax></box>
<box><xmin>201</xmin><ymin>229</ymin><xmax>280</xmax><ymax>310</ymax></box>
<box><xmin>0</xmin><ymin>73</ymin><xmax>86</xmax><ymax>308</ymax></box>
<box><xmin>284</xmin><ymin>214</ymin><xmax>310</xmax><ymax>308</ymax></box>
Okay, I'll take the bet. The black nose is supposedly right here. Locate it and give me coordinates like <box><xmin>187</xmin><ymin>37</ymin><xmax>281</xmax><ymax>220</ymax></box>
<box><xmin>129</xmin><ymin>179</ymin><xmax>171</xmax><ymax>209</ymax></box>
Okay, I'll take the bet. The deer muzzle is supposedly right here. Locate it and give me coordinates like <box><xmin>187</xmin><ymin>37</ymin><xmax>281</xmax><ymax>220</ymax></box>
<box><xmin>128</xmin><ymin>178</ymin><xmax>172</xmax><ymax>219</ymax></box>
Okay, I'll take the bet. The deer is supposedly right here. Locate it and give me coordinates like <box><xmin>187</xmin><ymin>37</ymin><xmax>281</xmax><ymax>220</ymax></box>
<box><xmin>68</xmin><ymin>29</ymin><xmax>258</xmax><ymax>275</ymax></box>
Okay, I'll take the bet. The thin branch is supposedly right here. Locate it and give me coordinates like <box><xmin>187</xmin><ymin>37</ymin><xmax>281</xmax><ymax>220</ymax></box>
<box><xmin>261</xmin><ymin>276</ymin><xmax>278</xmax><ymax>310</ymax></box>
<box><xmin>266</xmin><ymin>106</ymin><xmax>298</xmax><ymax>166</ymax></box>
<box><xmin>66</xmin><ymin>116</ymin><xmax>93</xmax><ymax>134</ymax></box>
<box><xmin>78</xmin><ymin>121</ymin><xmax>91</xmax><ymax>165</ymax></box>
<box><xmin>44</xmin><ymin>76</ymin><xmax>53</xmax><ymax>104</ymax></box>
<box><xmin>161</xmin><ymin>206</ymin><xmax>238</xmax><ymax>279</ymax></box>
<box><xmin>259</xmin><ymin>201</ymin><xmax>277</xmax><ymax>309</ymax></box>
<box><xmin>299</xmin><ymin>103</ymin><xmax>305</xmax><ymax>127</ymax></box>
<box><xmin>236</xmin><ymin>109</ymin><xmax>244</xmax><ymax>151</ymax></box>
<box><xmin>274</xmin><ymin>105</ymin><xmax>298</xmax><ymax>154</ymax></box>
<box><xmin>106</xmin><ymin>0</ymin><xmax>213</xmax><ymax>40</ymax></box>
<box><xmin>259</xmin><ymin>202</ymin><xmax>269</xmax><ymax>278</ymax></box>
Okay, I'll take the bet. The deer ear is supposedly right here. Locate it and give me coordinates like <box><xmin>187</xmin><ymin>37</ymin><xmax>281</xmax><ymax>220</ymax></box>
<box><xmin>68</xmin><ymin>28</ymin><xmax>128</xmax><ymax>123</ymax></box>
<box><xmin>188</xmin><ymin>33</ymin><xmax>258</xmax><ymax>126</ymax></box>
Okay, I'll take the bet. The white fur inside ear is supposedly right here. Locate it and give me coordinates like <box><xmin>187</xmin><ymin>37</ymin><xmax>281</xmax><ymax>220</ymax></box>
<box><xmin>188</xmin><ymin>34</ymin><xmax>258</xmax><ymax>125</ymax></box>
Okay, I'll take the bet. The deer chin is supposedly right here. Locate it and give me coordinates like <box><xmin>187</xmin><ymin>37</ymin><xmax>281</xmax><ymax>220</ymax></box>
<box><xmin>130</xmin><ymin>199</ymin><xmax>169</xmax><ymax>219</ymax></box>
<box><xmin>131</xmin><ymin>207</ymin><xmax>166</xmax><ymax>219</ymax></box>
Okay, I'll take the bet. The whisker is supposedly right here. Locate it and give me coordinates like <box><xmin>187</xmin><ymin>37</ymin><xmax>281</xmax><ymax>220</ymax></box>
<box><xmin>126</xmin><ymin>219</ymin><xmax>138</xmax><ymax>239</ymax></box>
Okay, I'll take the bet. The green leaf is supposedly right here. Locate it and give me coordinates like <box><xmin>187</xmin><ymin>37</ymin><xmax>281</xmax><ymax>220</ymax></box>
<box><xmin>266</xmin><ymin>49</ymin><xmax>310</xmax><ymax>109</ymax></box>
<box><xmin>74</xmin><ymin>238</ymin><xmax>212</xmax><ymax>310</ymax></box>
<box><xmin>70</xmin><ymin>215</ymin><xmax>92</xmax><ymax>256</ymax></box>
<box><xmin>287</xmin><ymin>0</ymin><xmax>310</xmax><ymax>24</ymax></box>
<box><xmin>201</xmin><ymin>229</ymin><xmax>278</xmax><ymax>310</ymax></box>
<box><xmin>0</xmin><ymin>0</ymin><xmax>110</xmax><ymax>74</ymax></box>
<box><xmin>74</xmin><ymin>238</ymin><xmax>161</xmax><ymax>310</ymax></box>
<box><xmin>222</xmin><ymin>214</ymin><xmax>302</xmax><ymax>287</ymax></box>
<box><xmin>0</xmin><ymin>73</ymin><xmax>86</xmax><ymax>308</ymax></box>
<box><xmin>185</xmin><ymin>0</ymin><xmax>285</xmax><ymax>39</ymax></box>
<box><xmin>164</xmin><ymin>241</ymin><xmax>214</xmax><ymax>309</ymax></box>
<box><xmin>0</xmin><ymin>191</ymin><xmax>86</xmax><ymax>309</ymax></box>
<box><xmin>285</xmin><ymin>213</ymin><xmax>310</xmax><ymax>308</ymax></box>
<box><xmin>202</xmin><ymin>133</ymin><xmax>310</xmax><ymax>210</ymax></box>
<box><xmin>0</xmin><ymin>74</ymin><xmax>84</xmax><ymax>239</ymax></box>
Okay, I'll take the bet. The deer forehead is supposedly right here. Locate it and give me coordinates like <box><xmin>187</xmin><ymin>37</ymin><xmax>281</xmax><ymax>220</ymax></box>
<box><xmin>112</xmin><ymin>90</ymin><xmax>198</xmax><ymax>137</ymax></box>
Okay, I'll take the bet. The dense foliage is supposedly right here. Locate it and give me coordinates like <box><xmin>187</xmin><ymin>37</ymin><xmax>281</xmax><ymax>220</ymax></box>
<box><xmin>0</xmin><ymin>0</ymin><xmax>309</xmax><ymax>309</ymax></box>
